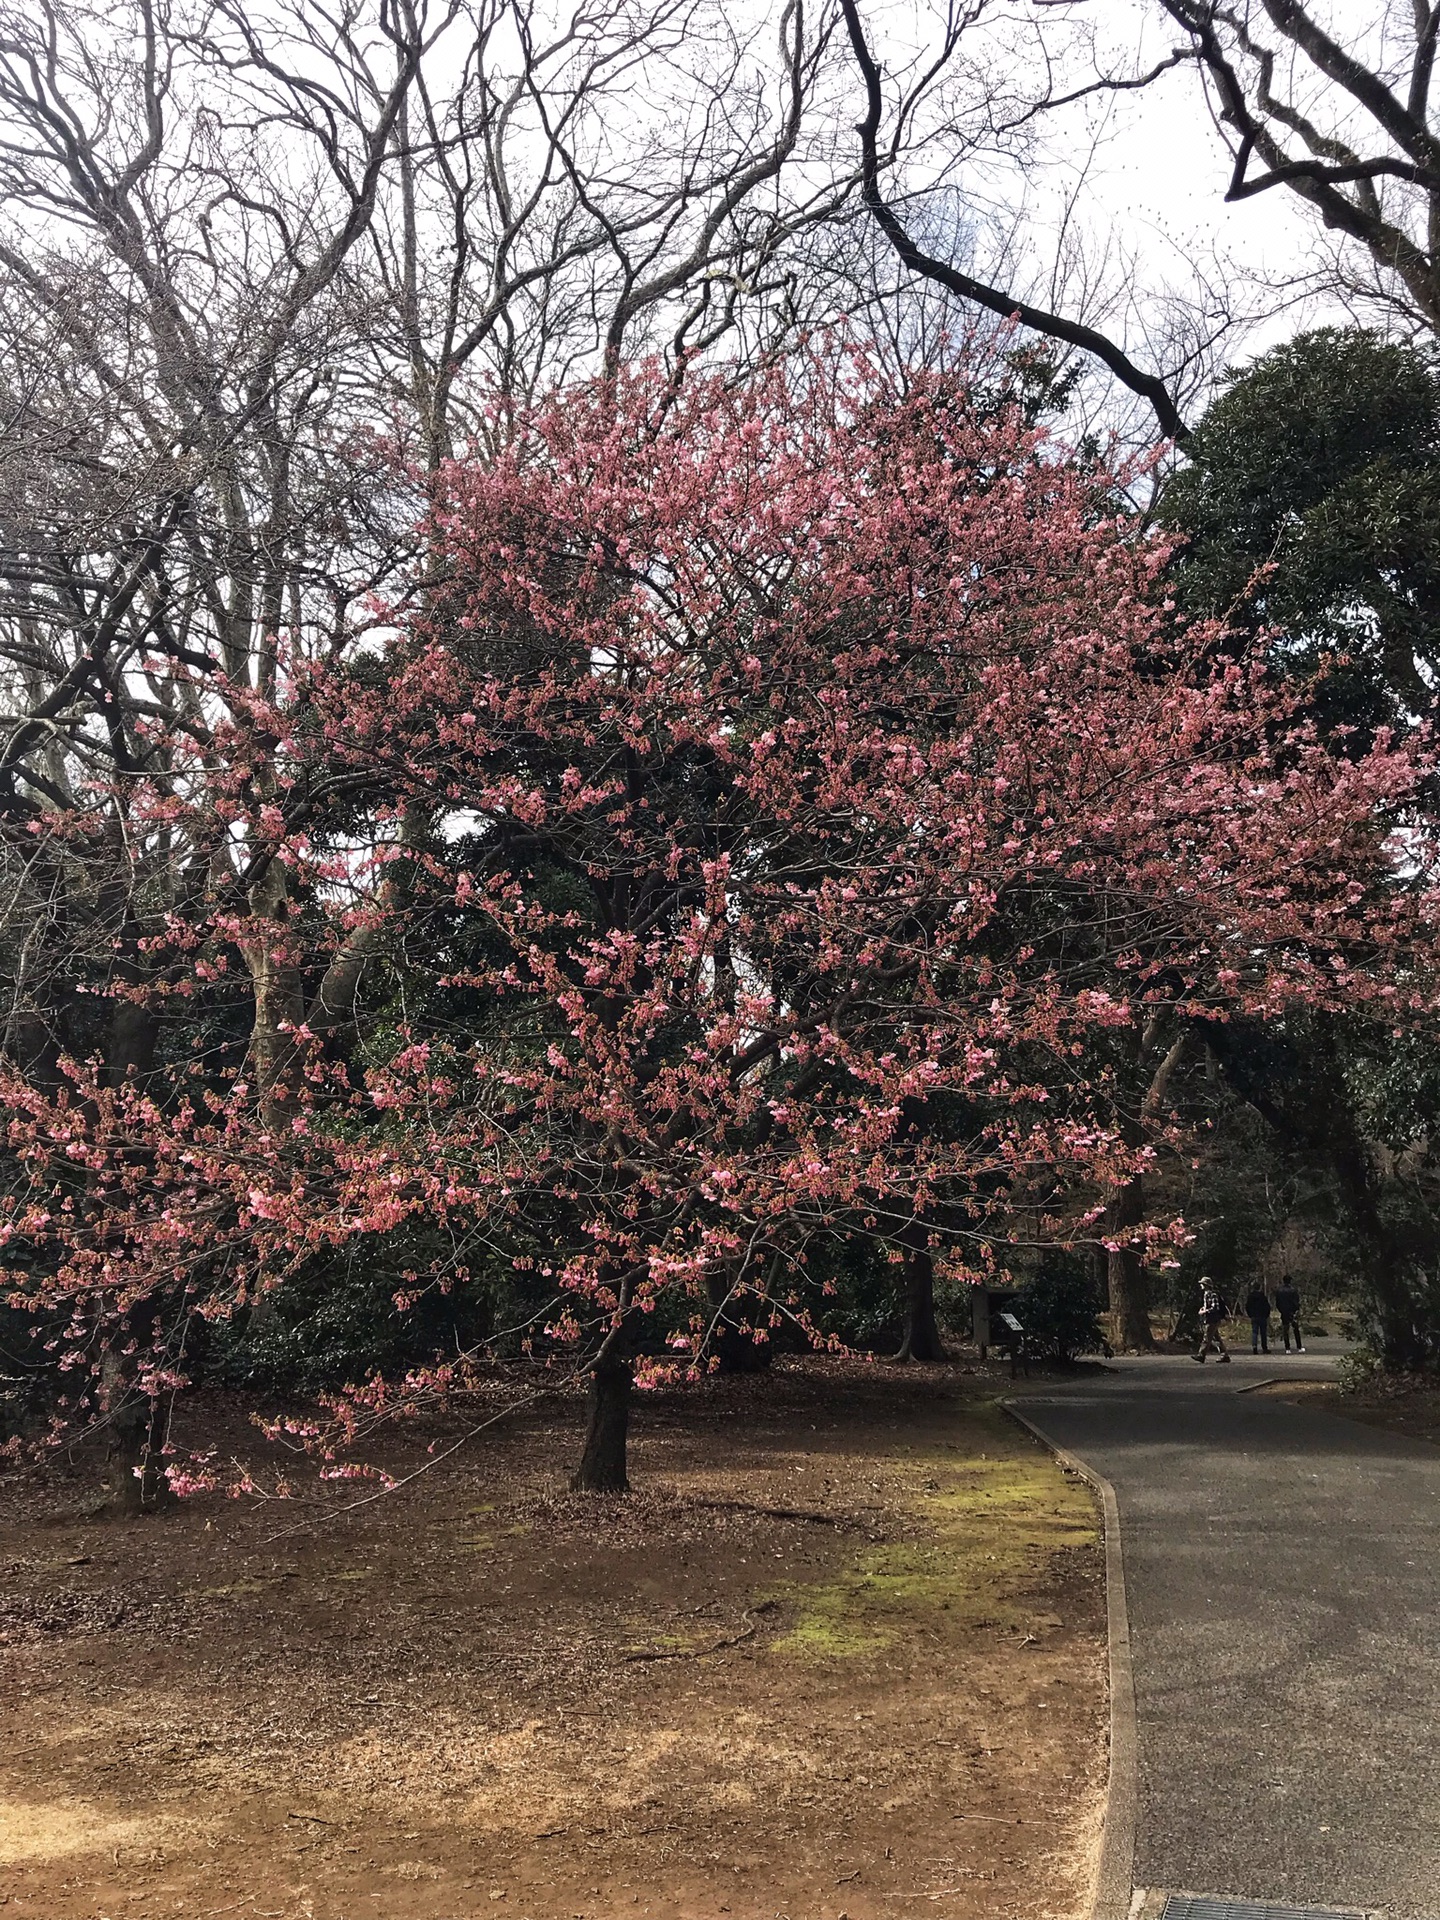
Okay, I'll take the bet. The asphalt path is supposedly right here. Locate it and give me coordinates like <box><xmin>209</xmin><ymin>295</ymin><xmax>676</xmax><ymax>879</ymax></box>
<box><xmin>1014</xmin><ymin>1340</ymin><xmax>1440</xmax><ymax>1918</ymax></box>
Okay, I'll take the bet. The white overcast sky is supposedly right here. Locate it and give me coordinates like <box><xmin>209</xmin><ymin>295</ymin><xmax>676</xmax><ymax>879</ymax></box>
<box><xmin>1077</xmin><ymin>17</ymin><xmax>1324</xmax><ymax>349</ymax></box>
<box><xmin>981</xmin><ymin>0</ymin><xmax>1390</xmax><ymax>372</ymax></box>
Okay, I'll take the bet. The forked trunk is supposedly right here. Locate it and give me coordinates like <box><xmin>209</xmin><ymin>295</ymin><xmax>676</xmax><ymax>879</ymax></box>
<box><xmin>572</xmin><ymin>1354</ymin><xmax>633</xmax><ymax>1492</ymax></box>
<box><xmin>894</xmin><ymin>1244</ymin><xmax>946</xmax><ymax>1362</ymax></box>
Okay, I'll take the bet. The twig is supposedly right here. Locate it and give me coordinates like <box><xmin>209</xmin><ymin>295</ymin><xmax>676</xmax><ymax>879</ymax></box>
<box><xmin>624</xmin><ymin>1623</ymin><xmax>757</xmax><ymax>1662</ymax></box>
<box><xmin>623</xmin><ymin>1600</ymin><xmax>777</xmax><ymax>1662</ymax></box>
<box><xmin>881</xmin><ymin>1888</ymin><xmax>976</xmax><ymax>1901</ymax></box>
<box><xmin>263</xmin><ymin>1390</ymin><xmax>549</xmax><ymax>1543</ymax></box>
<box><xmin>691</xmin><ymin>1497</ymin><xmax>858</xmax><ymax>1530</ymax></box>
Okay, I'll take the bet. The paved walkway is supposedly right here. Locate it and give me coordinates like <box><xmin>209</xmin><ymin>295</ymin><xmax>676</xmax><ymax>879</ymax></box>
<box><xmin>1014</xmin><ymin>1341</ymin><xmax>1440</xmax><ymax>1918</ymax></box>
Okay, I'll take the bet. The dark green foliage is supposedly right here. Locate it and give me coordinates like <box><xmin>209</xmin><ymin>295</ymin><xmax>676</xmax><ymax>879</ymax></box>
<box><xmin>797</xmin><ymin>1233</ymin><xmax>911</xmax><ymax>1351</ymax></box>
<box><xmin>1164</xmin><ymin>328</ymin><xmax>1440</xmax><ymax>735</ymax></box>
<box><xmin>791</xmin><ymin>1231</ymin><xmax>971</xmax><ymax>1354</ymax></box>
<box><xmin>1015</xmin><ymin>1256</ymin><xmax>1105</xmax><ymax>1364</ymax></box>
<box><xmin>1194</xmin><ymin>1012</ymin><xmax>1440</xmax><ymax>1368</ymax></box>
<box><xmin>1164</xmin><ymin>1099</ymin><xmax>1316</xmax><ymax>1304</ymax></box>
<box><xmin>1160</xmin><ymin>340</ymin><xmax>1440</xmax><ymax>1369</ymax></box>
<box><xmin>213</xmin><ymin>1257</ymin><xmax>497</xmax><ymax>1393</ymax></box>
<box><xmin>1348</xmin><ymin>1029</ymin><xmax>1440</xmax><ymax>1156</ymax></box>
<box><xmin>1346</xmin><ymin>1188</ymin><xmax>1440</xmax><ymax>1369</ymax></box>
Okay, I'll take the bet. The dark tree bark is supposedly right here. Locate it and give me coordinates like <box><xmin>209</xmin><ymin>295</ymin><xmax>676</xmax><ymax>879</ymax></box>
<box><xmin>706</xmin><ymin>1268</ymin><xmax>773</xmax><ymax>1373</ymax></box>
<box><xmin>8</xmin><ymin>1009</ymin><xmax>63</xmax><ymax>1093</ymax></box>
<box><xmin>105</xmin><ymin>1390</ymin><xmax>170</xmax><ymax>1514</ymax></box>
<box><xmin>1105</xmin><ymin>1173</ymin><xmax>1156</xmax><ymax>1352</ymax></box>
<box><xmin>1104</xmin><ymin>1025</ymin><xmax>1188</xmax><ymax>1352</ymax></box>
<box><xmin>572</xmin><ymin>1354</ymin><xmax>633</xmax><ymax>1492</ymax></box>
<box><xmin>894</xmin><ymin>1240</ymin><xmax>946</xmax><ymax>1362</ymax></box>
<box><xmin>107</xmin><ymin>996</ymin><xmax>158</xmax><ymax>1085</ymax></box>
<box><xmin>1329</xmin><ymin>1140</ymin><xmax>1429</xmax><ymax>1369</ymax></box>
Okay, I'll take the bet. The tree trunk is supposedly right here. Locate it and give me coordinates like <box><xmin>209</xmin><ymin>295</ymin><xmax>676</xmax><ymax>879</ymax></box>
<box><xmin>572</xmin><ymin>1354</ymin><xmax>632</xmax><ymax>1492</ymax></box>
<box><xmin>136</xmin><ymin>1394</ymin><xmax>170</xmax><ymax>1511</ymax></box>
<box><xmin>894</xmin><ymin>1243</ymin><xmax>946</xmax><ymax>1362</ymax></box>
<box><xmin>1338</xmin><ymin>1152</ymin><xmax>1429</xmax><ymax>1368</ymax></box>
<box><xmin>240</xmin><ymin>856</ymin><xmax>307</xmax><ymax>1131</ymax></box>
<box><xmin>706</xmin><ymin>1268</ymin><xmax>772</xmax><ymax>1373</ymax></box>
<box><xmin>8</xmin><ymin>1008</ymin><xmax>63</xmax><ymax>1092</ymax></box>
<box><xmin>105</xmin><ymin>903</ymin><xmax>157</xmax><ymax>1088</ymax></box>
<box><xmin>104</xmin><ymin>1388</ymin><xmax>170</xmax><ymax>1514</ymax></box>
<box><xmin>107</xmin><ymin>994</ymin><xmax>158</xmax><ymax>1085</ymax></box>
<box><xmin>1106</xmin><ymin>1174</ymin><xmax>1156</xmax><ymax>1351</ymax></box>
<box><xmin>97</xmin><ymin>868</ymin><xmax>158</xmax><ymax>1087</ymax></box>
<box><xmin>1103</xmin><ymin>1021</ymin><xmax>1186</xmax><ymax>1353</ymax></box>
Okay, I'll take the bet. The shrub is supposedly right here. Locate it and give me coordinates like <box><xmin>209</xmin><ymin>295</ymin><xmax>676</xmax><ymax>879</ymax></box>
<box><xmin>1015</xmin><ymin>1259</ymin><xmax>1106</xmax><ymax>1364</ymax></box>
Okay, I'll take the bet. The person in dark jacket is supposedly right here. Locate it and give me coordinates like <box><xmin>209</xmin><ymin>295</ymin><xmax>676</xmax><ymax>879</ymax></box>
<box><xmin>1245</xmin><ymin>1282</ymin><xmax>1272</xmax><ymax>1354</ymax></box>
<box><xmin>1274</xmin><ymin>1275</ymin><xmax>1305</xmax><ymax>1352</ymax></box>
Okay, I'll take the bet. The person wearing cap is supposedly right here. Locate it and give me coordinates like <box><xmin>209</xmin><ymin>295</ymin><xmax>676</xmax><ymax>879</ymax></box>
<box><xmin>1193</xmin><ymin>1277</ymin><xmax>1232</xmax><ymax>1363</ymax></box>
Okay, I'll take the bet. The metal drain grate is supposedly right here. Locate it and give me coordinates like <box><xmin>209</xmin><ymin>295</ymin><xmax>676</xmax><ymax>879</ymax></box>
<box><xmin>1160</xmin><ymin>1901</ymin><xmax>1366</xmax><ymax>1920</ymax></box>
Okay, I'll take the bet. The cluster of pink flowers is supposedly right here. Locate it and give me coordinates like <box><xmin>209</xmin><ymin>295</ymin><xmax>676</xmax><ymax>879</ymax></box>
<box><xmin>4</xmin><ymin>350</ymin><xmax>1436</xmax><ymax>1486</ymax></box>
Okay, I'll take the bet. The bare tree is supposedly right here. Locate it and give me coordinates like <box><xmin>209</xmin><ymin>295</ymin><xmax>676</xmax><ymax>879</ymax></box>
<box><xmin>0</xmin><ymin>0</ymin><xmax>850</xmax><ymax>1119</ymax></box>
<box><xmin>1156</xmin><ymin>0</ymin><xmax>1440</xmax><ymax>337</ymax></box>
<box><xmin>835</xmin><ymin>0</ymin><xmax>1194</xmax><ymax>442</ymax></box>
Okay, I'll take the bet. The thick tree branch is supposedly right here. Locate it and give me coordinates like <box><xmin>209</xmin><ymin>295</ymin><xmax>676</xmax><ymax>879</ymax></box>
<box><xmin>1160</xmin><ymin>0</ymin><xmax>1440</xmax><ymax>332</ymax></box>
<box><xmin>839</xmin><ymin>0</ymin><xmax>1189</xmax><ymax>443</ymax></box>
<box><xmin>1226</xmin><ymin>138</ymin><xmax>1440</xmax><ymax>199</ymax></box>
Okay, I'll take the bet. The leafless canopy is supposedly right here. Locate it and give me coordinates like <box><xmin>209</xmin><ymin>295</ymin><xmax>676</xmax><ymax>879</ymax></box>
<box><xmin>1158</xmin><ymin>0</ymin><xmax>1440</xmax><ymax>334</ymax></box>
<box><xmin>0</xmin><ymin>0</ymin><xmax>849</xmax><ymax>1091</ymax></box>
<box><xmin>838</xmin><ymin>0</ymin><xmax>1192</xmax><ymax>442</ymax></box>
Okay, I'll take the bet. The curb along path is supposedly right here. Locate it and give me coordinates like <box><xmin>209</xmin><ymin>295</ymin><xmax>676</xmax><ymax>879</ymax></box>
<box><xmin>1003</xmin><ymin>1399</ymin><xmax>1137</xmax><ymax>1920</ymax></box>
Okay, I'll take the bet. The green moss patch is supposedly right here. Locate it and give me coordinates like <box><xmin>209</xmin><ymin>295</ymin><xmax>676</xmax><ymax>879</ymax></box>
<box><xmin>767</xmin><ymin>1402</ymin><xmax>1096</xmax><ymax>1661</ymax></box>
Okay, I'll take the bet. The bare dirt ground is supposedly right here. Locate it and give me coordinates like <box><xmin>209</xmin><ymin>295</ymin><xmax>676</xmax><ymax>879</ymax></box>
<box><xmin>1263</xmin><ymin>1372</ymin><xmax>1440</xmax><ymax>1446</ymax></box>
<box><xmin>1</xmin><ymin>1358</ymin><xmax>1106</xmax><ymax>1920</ymax></box>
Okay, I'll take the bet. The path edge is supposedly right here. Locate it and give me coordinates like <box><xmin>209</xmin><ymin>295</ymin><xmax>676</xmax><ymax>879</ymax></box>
<box><xmin>1001</xmin><ymin>1398</ymin><xmax>1137</xmax><ymax>1920</ymax></box>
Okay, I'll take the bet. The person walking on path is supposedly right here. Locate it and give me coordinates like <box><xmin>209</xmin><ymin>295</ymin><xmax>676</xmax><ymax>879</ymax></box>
<box><xmin>1245</xmin><ymin>1282</ymin><xmax>1272</xmax><ymax>1355</ymax></box>
<box><xmin>1193</xmin><ymin>1278</ymin><xmax>1232</xmax><ymax>1362</ymax></box>
<box><xmin>1274</xmin><ymin>1274</ymin><xmax>1306</xmax><ymax>1352</ymax></box>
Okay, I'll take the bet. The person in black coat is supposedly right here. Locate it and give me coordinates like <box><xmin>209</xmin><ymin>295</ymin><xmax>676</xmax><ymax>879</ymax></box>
<box><xmin>1274</xmin><ymin>1275</ymin><xmax>1305</xmax><ymax>1352</ymax></box>
<box><xmin>1245</xmin><ymin>1282</ymin><xmax>1272</xmax><ymax>1355</ymax></box>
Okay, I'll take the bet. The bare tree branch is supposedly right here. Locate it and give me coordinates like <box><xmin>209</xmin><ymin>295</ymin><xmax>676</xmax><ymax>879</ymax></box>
<box><xmin>838</xmin><ymin>0</ymin><xmax>1189</xmax><ymax>442</ymax></box>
